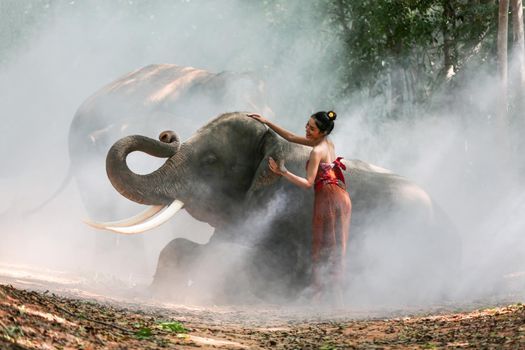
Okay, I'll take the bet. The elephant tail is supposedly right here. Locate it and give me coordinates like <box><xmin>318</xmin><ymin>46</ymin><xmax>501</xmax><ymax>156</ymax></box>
<box><xmin>23</xmin><ymin>164</ymin><xmax>73</xmax><ymax>216</ymax></box>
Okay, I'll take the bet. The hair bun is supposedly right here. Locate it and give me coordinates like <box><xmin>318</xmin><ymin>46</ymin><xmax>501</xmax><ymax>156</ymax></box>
<box><xmin>327</xmin><ymin>111</ymin><xmax>337</xmax><ymax>121</ymax></box>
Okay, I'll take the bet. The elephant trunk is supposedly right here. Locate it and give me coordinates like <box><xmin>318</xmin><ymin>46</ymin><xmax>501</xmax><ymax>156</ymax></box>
<box><xmin>106</xmin><ymin>133</ymin><xmax>180</xmax><ymax>205</ymax></box>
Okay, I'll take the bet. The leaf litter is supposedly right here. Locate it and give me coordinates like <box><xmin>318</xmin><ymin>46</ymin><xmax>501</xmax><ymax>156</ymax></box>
<box><xmin>1</xmin><ymin>284</ymin><xmax>525</xmax><ymax>349</ymax></box>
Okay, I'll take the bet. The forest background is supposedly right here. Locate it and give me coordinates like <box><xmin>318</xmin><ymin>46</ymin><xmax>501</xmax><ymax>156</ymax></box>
<box><xmin>2</xmin><ymin>0</ymin><xmax>523</xmax><ymax>177</ymax></box>
<box><xmin>0</xmin><ymin>0</ymin><xmax>524</xmax><ymax>305</ymax></box>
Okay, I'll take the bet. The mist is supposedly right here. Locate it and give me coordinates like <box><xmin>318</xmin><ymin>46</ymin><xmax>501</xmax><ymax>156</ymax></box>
<box><xmin>1</xmin><ymin>0</ymin><xmax>524</xmax><ymax>310</ymax></box>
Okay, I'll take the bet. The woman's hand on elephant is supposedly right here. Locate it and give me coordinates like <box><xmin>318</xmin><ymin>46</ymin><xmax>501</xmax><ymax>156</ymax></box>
<box><xmin>248</xmin><ymin>113</ymin><xmax>268</xmax><ymax>124</ymax></box>
<box><xmin>268</xmin><ymin>157</ymin><xmax>287</xmax><ymax>176</ymax></box>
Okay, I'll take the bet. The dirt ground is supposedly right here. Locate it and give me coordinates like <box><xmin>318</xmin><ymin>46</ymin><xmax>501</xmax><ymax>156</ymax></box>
<box><xmin>1</xmin><ymin>264</ymin><xmax>525</xmax><ymax>349</ymax></box>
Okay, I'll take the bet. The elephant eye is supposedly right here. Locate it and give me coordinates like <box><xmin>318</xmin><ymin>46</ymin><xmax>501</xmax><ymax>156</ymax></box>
<box><xmin>202</xmin><ymin>154</ymin><xmax>218</xmax><ymax>165</ymax></box>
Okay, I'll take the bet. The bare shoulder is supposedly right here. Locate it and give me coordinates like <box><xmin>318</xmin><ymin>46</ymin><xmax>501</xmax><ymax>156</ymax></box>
<box><xmin>309</xmin><ymin>147</ymin><xmax>323</xmax><ymax>161</ymax></box>
<box><xmin>310</xmin><ymin>145</ymin><xmax>323</xmax><ymax>156</ymax></box>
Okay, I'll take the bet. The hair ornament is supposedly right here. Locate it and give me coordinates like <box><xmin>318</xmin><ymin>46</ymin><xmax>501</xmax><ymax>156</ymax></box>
<box><xmin>327</xmin><ymin>111</ymin><xmax>337</xmax><ymax>120</ymax></box>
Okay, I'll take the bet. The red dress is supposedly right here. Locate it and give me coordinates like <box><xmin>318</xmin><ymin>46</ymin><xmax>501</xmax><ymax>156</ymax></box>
<box><xmin>309</xmin><ymin>157</ymin><xmax>351</xmax><ymax>296</ymax></box>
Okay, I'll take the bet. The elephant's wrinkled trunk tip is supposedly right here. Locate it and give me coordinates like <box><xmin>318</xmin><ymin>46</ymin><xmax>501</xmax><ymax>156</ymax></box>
<box><xmin>159</xmin><ymin>130</ymin><xmax>180</xmax><ymax>151</ymax></box>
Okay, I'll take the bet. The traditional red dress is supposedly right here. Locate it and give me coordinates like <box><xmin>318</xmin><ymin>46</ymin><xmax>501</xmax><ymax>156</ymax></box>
<box><xmin>309</xmin><ymin>157</ymin><xmax>351</xmax><ymax>296</ymax></box>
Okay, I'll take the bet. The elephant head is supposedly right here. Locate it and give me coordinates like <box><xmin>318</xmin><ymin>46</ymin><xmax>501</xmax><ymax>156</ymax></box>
<box><xmin>88</xmin><ymin>112</ymin><xmax>287</xmax><ymax>233</ymax></box>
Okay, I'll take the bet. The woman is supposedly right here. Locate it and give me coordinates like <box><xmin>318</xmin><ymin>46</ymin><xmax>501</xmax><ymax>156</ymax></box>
<box><xmin>249</xmin><ymin>111</ymin><xmax>351</xmax><ymax>304</ymax></box>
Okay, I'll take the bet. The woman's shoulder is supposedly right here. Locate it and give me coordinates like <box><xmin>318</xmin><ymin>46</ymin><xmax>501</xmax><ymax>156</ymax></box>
<box><xmin>310</xmin><ymin>144</ymin><xmax>324</xmax><ymax>156</ymax></box>
<box><xmin>311</xmin><ymin>143</ymin><xmax>332</xmax><ymax>161</ymax></box>
<box><xmin>315</xmin><ymin>140</ymin><xmax>333</xmax><ymax>153</ymax></box>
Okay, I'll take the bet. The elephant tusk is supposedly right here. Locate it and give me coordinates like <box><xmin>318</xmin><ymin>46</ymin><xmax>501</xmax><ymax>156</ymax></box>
<box><xmin>102</xmin><ymin>200</ymin><xmax>184</xmax><ymax>234</ymax></box>
<box><xmin>83</xmin><ymin>205</ymin><xmax>164</xmax><ymax>229</ymax></box>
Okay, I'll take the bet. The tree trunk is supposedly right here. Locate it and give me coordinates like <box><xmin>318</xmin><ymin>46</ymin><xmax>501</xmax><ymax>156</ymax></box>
<box><xmin>388</xmin><ymin>67</ymin><xmax>405</xmax><ymax>119</ymax></box>
<box><xmin>496</xmin><ymin>0</ymin><xmax>516</xmax><ymax>176</ymax></box>
<box><xmin>510</xmin><ymin>0</ymin><xmax>525</xmax><ymax>174</ymax></box>
<box><xmin>497</xmin><ymin>0</ymin><xmax>510</xmax><ymax>127</ymax></box>
<box><xmin>511</xmin><ymin>0</ymin><xmax>525</xmax><ymax>91</ymax></box>
<box><xmin>442</xmin><ymin>0</ymin><xmax>456</xmax><ymax>80</ymax></box>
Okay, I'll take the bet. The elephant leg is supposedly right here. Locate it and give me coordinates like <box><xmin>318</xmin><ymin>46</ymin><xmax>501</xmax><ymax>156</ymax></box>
<box><xmin>150</xmin><ymin>238</ymin><xmax>201</xmax><ymax>301</ymax></box>
<box><xmin>199</xmin><ymin>240</ymin><xmax>260</xmax><ymax>304</ymax></box>
<box><xmin>151</xmin><ymin>237</ymin><xmax>261</xmax><ymax>304</ymax></box>
<box><xmin>240</xmin><ymin>240</ymin><xmax>308</xmax><ymax>303</ymax></box>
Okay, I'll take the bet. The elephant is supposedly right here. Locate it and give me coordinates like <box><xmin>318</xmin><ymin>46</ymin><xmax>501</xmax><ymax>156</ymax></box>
<box><xmin>26</xmin><ymin>64</ymin><xmax>269</xmax><ymax>271</ymax></box>
<box><xmin>35</xmin><ymin>64</ymin><xmax>269</xmax><ymax>221</ymax></box>
<box><xmin>94</xmin><ymin>111</ymin><xmax>461</xmax><ymax>304</ymax></box>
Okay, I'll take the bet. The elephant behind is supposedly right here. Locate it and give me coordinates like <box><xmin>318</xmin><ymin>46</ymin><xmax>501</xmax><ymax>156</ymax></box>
<box><xmin>37</xmin><ymin>64</ymin><xmax>269</xmax><ymax>222</ymax></box>
<box><xmin>20</xmin><ymin>64</ymin><xmax>269</xmax><ymax>276</ymax></box>
<box><xmin>95</xmin><ymin>112</ymin><xmax>461</xmax><ymax>304</ymax></box>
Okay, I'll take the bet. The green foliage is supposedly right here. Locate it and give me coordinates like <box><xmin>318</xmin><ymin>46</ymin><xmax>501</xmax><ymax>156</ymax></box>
<box><xmin>2</xmin><ymin>325</ymin><xmax>25</xmax><ymax>341</ymax></box>
<box><xmin>132</xmin><ymin>320</ymin><xmax>188</xmax><ymax>340</ymax></box>
<box><xmin>0</xmin><ymin>0</ymin><xmax>502</xmax><ymax>120</ymax></box>
<box><xmin>134</xmin><ymin>327</ymin><xmax>153</xmax><ymax>339</ymax></box>
<box><xmin>158</xmin><ymin>321</ymin><xmax>188</xmax><ymax>333</ymax></box>
<box><xmin>320</xmin><ymin>0</ymin><xmax>499</xmax><ymax>118</ymax></box>
<box><xmin>325</xmin><ymin>1</ymin><xmax>442</xmax><ymax>92</ymax></box>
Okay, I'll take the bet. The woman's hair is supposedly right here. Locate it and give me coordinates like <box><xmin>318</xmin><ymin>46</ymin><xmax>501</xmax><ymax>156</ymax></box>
<box><xmin>311</xmin><ymin>110</ymin><xmax>337</xmax><ymax>135</ymax></box>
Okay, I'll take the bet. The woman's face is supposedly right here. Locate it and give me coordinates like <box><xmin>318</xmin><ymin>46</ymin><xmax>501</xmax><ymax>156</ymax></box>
<box><xmin>305</xmin><ymin>117</ymin><xmax>324</xmax><ymax>140</ymax></box>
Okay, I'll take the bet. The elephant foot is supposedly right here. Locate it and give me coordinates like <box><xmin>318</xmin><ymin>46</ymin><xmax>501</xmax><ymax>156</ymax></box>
<box><xmin>150</xmin><ymin>238</ymin><xmax>260</xmax><ymax>305</ymax></box>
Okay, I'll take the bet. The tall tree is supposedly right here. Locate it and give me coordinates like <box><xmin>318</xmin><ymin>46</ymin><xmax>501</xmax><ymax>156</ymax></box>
<box><xmin>442</xmin><ymin>0</ymin><xmax>457</xmax><ymax>80</ymax></box>
<box><xmin>511</xmin><ymin>0</ymin><xmax>525</xmax><ymax>91</ymax></box>
<box><xmin>510</xmin><ymin>0</ymin><xmax>525</xmax><ymax>172</ymax></box>
<box><xmin>497</xmin><ymin>0</ymin><xmax>509</xmax><ymax>125</ymax></box>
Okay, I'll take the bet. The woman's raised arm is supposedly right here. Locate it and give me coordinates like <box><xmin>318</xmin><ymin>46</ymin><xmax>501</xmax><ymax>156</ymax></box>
<box><xmin>248</xmin><ymin>114</ymin><xmax>315</xmax><ymax>147</ymax></box>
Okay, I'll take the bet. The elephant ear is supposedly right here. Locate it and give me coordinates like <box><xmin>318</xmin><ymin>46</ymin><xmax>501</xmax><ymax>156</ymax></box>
<box><xmin>245</xmin><ymin>130</ymin><xmax>286</xmax><ymax>201</ymax></box>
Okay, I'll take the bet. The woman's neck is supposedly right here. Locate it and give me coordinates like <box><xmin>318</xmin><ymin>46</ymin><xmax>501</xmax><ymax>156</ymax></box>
<box><xmin>311</xmin><ymin>136</ymin><xmax>326</xmax><ymax>147</ymax></box>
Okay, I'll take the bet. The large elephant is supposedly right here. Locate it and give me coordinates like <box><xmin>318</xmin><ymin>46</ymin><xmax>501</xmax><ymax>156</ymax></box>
<box><xmin>37</xmin><ymin>64</ymin><xmax>269</xmax><ymax>221</ymax></box>
<box><xmin>20</xmin><ymin>64</ymin><xmax>269</xmax><ymax>275</ymax></box>
<box><xmin>96</xmin><ymin>111</ymin><xmax>461</xmax><ymax>304</ymax></box>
